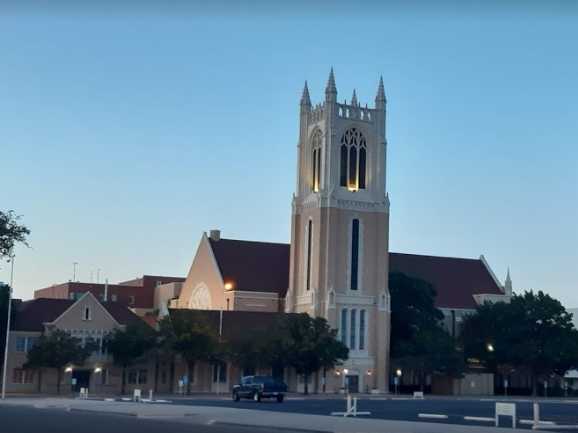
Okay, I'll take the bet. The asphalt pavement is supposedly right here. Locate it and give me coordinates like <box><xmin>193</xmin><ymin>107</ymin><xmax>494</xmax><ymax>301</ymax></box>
<box><xmin>0</xmin><ymin>404</ymin><xmax>305</xmax><ymax>433</ymax></box>
<box><xmin>173</xmin><ymin>395</ymin><xmax>578</xmax><ymax>429</ymax></box>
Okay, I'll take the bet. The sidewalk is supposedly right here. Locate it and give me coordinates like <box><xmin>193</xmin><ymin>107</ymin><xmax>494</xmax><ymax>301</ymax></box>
<box><xmin>0</xmin><ymin>397</ymin><xmax>540</xmax><ymax>433</ymax></box>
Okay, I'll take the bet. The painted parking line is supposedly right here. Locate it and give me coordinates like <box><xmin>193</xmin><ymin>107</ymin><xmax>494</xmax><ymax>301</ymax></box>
<box><xmin>418</xmin><ymin>413</ymin><xmax>448</xmax><ymax>419</ymax></box>
<box><xmin>464</xmin><ymin>416</ymin><xmax>494</xmax><ymax>422</ymax></box>
<box><xmin>519</xmin><ymin>419</ymin><xmax>556</xmax><ymax>425</ymax></box>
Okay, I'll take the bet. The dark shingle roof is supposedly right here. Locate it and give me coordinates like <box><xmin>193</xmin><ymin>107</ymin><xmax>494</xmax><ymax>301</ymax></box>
<box><xmin>12</xmin><ymin>297</ymin><xmax>145</xmax><ymax>332</ymax></box>
<box><xmin>209</xmin><ymin>238</ymin><xmax>289</xmax><ymax>296</ymax></box>
<box><xmin>389</xmin><ymin>253</ymin><xmax>504</xmax><ymax>309</ymax></box>
<box><xmin>205</xmin><ymin>238</ymin><xmax>504</xmax><ymax>310</ymax></box>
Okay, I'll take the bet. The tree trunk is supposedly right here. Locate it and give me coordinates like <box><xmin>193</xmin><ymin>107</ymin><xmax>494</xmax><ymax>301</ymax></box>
<box><xmin>169</xmin><ymin>358</ymin><xmax>175</xmax><ymax>394</ymax></box>
<box><xmin>322</xmin><ymin>368</ymin><xmax>327</xmax><ymax>393</ymax></box>
<box><xmin>153</xmin><ymin>356</ymin><xmax>159</xmax><ymax>393</ymax></box>
<box><xmin>37</xmin><ymin>368</ymin><xmax>43</xmax><ymax>393</ymax></box>
<box><xmin>121</xmin><ymin>366</ymin><xmax>127</xmax><ymax>395</ymax></box>
<box><xmin>186</xmin><ymin>361</ymin><xmax>194</xmax><ymax>395</ymax></box>
<box><xmin>56</xmin><ymin>368</ymin><xmax>62</xmax><ymax>395</ymax></box>
<box><xmin>303</xmin><ymin>374</ymin><xmax>309</xmax><ymax>395</ymax></box>
<box><xmin>532</xmin><ymin>373</ymin><xmax>537</xmax><ymax>397</ymax></box>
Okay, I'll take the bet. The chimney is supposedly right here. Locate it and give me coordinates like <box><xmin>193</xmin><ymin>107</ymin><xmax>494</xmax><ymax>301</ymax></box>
<box><xmin>209</xmin><ymin>230</ymin><xmax>221</xmax><ymax>241</ymax></box>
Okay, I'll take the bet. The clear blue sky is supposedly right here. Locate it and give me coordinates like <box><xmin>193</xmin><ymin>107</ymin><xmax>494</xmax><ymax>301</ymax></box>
<box><xmin>1</xmin><ymin>2</ymin><xmax>577</xmax><ymax>306</ymax></box>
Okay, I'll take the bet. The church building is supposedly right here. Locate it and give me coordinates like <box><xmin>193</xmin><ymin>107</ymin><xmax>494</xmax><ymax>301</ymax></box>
<box><xmin>173</xmin><ymin>70</ymin><xmax>511</xmax><ymax>394</ymax></box>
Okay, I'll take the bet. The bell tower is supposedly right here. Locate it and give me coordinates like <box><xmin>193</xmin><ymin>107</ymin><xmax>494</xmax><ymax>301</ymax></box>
<box><xmin>286</xmin><ymin>70</ymin><xmax>391</xmax><ymax>393</ymax></box>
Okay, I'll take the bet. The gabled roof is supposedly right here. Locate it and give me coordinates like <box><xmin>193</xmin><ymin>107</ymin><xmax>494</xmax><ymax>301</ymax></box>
<box><xmin>204</xmin><ymin>237</ymin><xmax>504</xmax><ymax>310</ymax></box>
<box><xmin>12</xmin><ymin>297</ymin><xmax>145</xmax><ymax>332</ymax></box>
<box><xmin>208</xmin><ymin>238</ymin><xmax>289</xmax><ymax>296</ymax></box>
<box><xmin>389</xmin><ymin>252</ymin><xmax>504</xmax><ymax>309</ymax></box>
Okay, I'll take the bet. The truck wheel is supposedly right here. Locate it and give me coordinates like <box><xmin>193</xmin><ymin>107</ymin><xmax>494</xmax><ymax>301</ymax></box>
<box><xmin>253</xmin><ymin>392</ymin><xmax>261</xmax><ymax>402</ymax></box>
<box><xmin>276</xmin><ymin>394</ymin><xmax>284</xmax><ymax>403</ymax></box>
<box><xmin>232</xmin><ymin>392</ymin><xmax>240</xmax><ymax>402</ymax></box>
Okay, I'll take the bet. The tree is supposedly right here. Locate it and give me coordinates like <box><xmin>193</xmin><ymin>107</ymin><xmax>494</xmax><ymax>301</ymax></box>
<box><xmin>0</xmin><ymin>210</ymin><xmax>30</xmax><ymax>259</ymax></box>
<box><xmin>389</xmin><ymin>272</ymin><xmax>464</xmax><ymax>390</ymax></box>
<box><xmin>25</xmin><ymin>330</ymin><xmax>94</xmax><ymax>394</ymax></box>
<box><xmin>283</xmin><ymin>314</ymin><xmax>349</xmax><ymax>395</ymax></box>
<box><xmin>168</xmin><ymin>311</ymin><xmax>219</xmax><ymax>394</ymax></box>
<box><xmin>106</xmin><ymin>324</ymin><xmax>156</xmax><ymax>395</ymax></box>
<box><xmin>462</xmin><ymin>291</ymin><xmax>578</xmax><ymax>395</ymax></box>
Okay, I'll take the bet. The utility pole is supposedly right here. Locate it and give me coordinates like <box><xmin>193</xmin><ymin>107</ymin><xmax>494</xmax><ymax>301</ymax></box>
<box><xmin>1</xmin><ymin>253</ymin><xmax>15</xmax><ymax>399</ymax></box>
<box><xmin>73</xmin><ymin>262</ymin><xmax>78</xmax><ymax>282</ymax></box>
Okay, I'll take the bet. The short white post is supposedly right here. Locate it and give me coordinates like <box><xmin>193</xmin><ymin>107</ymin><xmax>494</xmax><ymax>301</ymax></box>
<box><xmin>533</xmin><ymin>402</ymin><xmax>540</xmax><ymax>429</ymax></box>
<box><xmin>133</xmin><ymin>388</ymin><xmax>141</xmax><ymax>402</ymax></box>
<box><xmin>149</xmin><ymin>389</ymin><xmax>153</xmax><ymax>401</ymax></box>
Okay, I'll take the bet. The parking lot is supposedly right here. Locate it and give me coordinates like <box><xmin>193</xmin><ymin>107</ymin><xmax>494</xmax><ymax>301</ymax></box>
<box><xmin>174</xmin><ymin>396</ymin><xmax>578</xmax><ymax>430</ymax></box>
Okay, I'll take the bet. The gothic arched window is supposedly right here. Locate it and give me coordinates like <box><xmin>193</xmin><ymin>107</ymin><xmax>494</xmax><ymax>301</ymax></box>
<box><xmin>339</xmin><ymin>128</ymin><xmax>367</xmax><ymax>191</ymax></box>
<box><xmin>311</xmin><ymin>130</ymin><xmax>322</xmax><ymax>192</ymax></box>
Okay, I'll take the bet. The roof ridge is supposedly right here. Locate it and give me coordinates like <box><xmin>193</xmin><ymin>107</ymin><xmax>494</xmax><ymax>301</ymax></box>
<box><xmin>390</xmin><ymin>251</ymin><xmax>481</xmax><ymax>262</ymax></box>
<box><xmin>211</xmin><ymin>238</ymin><xmax>290</xmax><ymax>247</ymax></box>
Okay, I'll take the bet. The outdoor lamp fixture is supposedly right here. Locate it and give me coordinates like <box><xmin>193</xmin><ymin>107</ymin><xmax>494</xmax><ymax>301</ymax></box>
<box><xmin>343</xmin><ymin>368</ymin><xmax>349</xmax><ymax>375</ymax></box>
<box><xmin>224</xmin><ymin>282</ymin><xmax>234</xmax><ymax>290</ymax></box>
<box><xmin>396</xmin><ymin>369</ymin><xmax>402</xmax><ymax>377</ymax></box>
<box><xmin>486</xmin><ymin>343</ymin><xmax>495</xmax><ymax>352</ymax></box>
<box><xmin>347</xmin><ymin>184</ymin><xmax>358</xmax><ymax>192</ymax></box>
<box><xmin>65</xmin><ymin>366</ymin><xmax>73</xmax><ymax>373</ymax></box>
<box><xmin>366</xmin><ymin>370</ymin><xmax>372</xmax><ymax>376</ymax></box>
<box><xmin>94</xmin><ymin>367</ymin><xmax>102</xmax><ymax>373</ymax></box>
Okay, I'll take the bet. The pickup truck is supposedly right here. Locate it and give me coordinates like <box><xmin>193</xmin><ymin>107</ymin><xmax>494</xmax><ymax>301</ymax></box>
<box><xmin>232</xmin><ymin>375</ymin><xmax>288</xmax><ymax>402</ymax></box>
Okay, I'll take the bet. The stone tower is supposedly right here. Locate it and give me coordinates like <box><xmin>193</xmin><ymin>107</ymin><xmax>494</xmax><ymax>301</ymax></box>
<box><xmin>285</xmin><ymin>70</ymin><xmax>391</xmax><ymax>393</ymax></box>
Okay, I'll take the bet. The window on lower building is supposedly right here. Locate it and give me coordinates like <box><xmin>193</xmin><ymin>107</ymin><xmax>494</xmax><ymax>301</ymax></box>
<box><xmin>242</xmin><ymin>367</ymin><xmax>255</xmax><ymax>377</ymax></box>
<box><xmin>359</xmin><ymin>309</ymin><xmax>366</xmax><ymax>351</ymax></box>
<box><xmin>350</xmin><ymin>309</ymin><xmax>357</xmax><ymax>350</ymax></box>
<box><xmin>129</xmin><ymin>296</ymin><xmax>135</xmax><ymax>306</ymax></box>
<box><xmin>138</xmin><ymin>369</ymin><xmax>147</xmax><ymax>384</ymax></box>
<box><xmin>340</xmin><ymin>308</ymin><xmax>348</xmax><ymax>345</ymax></box>
<box><xmin>12</xmin><ymin>368</ymin><xmax>33</xmax><ymax>384</ymax></box>
<box><xmin>111</xmin><ymin>294</ymin><xmax>118</xmax><ymax>302</ymax></box>
<box><xmin>101</xmin><ymin>369</ymin><xmax>109</xmax><ymax>385</ymax></box>
<box><xmin>128</xmin><ymin>370</ymin><xmax>138</xmax><ymax>384</ymax></box>
<box><xmin>212</xmin><ymin>361</ymin><xmax>227</xmax><ymax>383</ymax></box>
<box><xmin>160</xmin><ymin>370</ymin><xmax>167</xmax><ymax>385</ymax></box>
<box><xmin>83</xmin><ymin>306</ymin><xmax>91</xmax><ymax>321</ymax></box>
<box><xmin>15</xmin><ymin>337</ymin><xmax>26</xmax><ymax>352</ymax></box>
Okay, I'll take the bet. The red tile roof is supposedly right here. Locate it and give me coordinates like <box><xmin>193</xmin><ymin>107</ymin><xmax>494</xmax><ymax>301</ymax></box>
<box><xmin>389</xmin><ymin>253</ymin><xmax>504</xmax><ymax>309</ymax></box>
<box><xmin>205</xmin><ymin>238</ymin><xmax>503</xmax><ymax>310</ymax></box>
<box><xmin>209</xmin><ymin>238</ymin><xmax>289</xmax><ymax>296</ymax></box>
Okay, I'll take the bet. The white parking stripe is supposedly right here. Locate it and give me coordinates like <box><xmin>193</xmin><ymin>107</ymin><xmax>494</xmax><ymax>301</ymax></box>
<box><xmin>464</xmin><ymin>416</ymin><xmax>494</xmax><ymax>422</ymax></box>
<box><xmin>418</xmin><ymin>413</ymin><xmax>448</xmax><ymax>419</ymax></box>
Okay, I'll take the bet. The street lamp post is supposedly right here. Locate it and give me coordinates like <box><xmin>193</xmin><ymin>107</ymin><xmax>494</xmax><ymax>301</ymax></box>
<box><xmin>395</xmin><ymin>369</ymin><xmax>402</xmax><ymax>395</ymax></box>
<box><xmin>1</xmin><ymin>253</ymin><xmax>15</xmax><ymax>400</ymax></box>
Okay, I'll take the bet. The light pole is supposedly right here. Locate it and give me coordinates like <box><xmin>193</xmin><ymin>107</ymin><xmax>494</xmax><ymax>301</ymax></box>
<box><xmin>73</xmin><ymin>262</ymin><xmax>78</xmax><ymax>282</ymax></box>
<box><xmin>1</xmin><ymin>253</ymin><xmax>15</xmax><ymax>399</ymax></box>
<box><xmin>395</xmin><ymin>369</ymin><xmax>402</xmax><ymax>395</ymax></box>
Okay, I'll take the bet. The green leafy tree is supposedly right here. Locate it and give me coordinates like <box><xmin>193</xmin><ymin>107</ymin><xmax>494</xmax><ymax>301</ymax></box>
<box><xmin>168</xmin><ymin>311</ymin><xmax>219</xmax><ymax>394</ymax></box>
<box><xmin>283</xmin><ymin>314</ymin><xmax>348</xmax><ymax>395</ymax></box>
<box><xmin>25</xmin><ymin>330</ymin><xmax>94</xmax><ymax>394</ymax></box>
<box><xmin>0</xmin><ymin>210</ymin><xmax>30</xmax><ymax>259</ymax></box>
<box><xmin>462</xmin><ymin>290</ymin><xmax>578</xmax><ymax>395</ymax></box>
<box><xmin>389</xmin><ymin>272</ymin><xmax>464</xmax><ymax>390</ymax></box>
<box><xmin>106</xmin><ymin>324</ymin><xmax>156</xmax><ymax>395</ymax></box>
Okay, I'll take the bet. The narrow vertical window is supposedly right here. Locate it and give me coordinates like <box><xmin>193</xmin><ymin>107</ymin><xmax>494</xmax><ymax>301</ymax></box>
<box><xmin>359</xmin><ymin>147</ymin><xmax>366</xmax><ymax>189</ymax></box>
<box><xmin>340</xmin><ymin>144</ymin><xmax>347</xmax><ymax>186</ymax></box>
<box><xmin>315</xmin><ymin>147</ymin><xmax>321</xmax><ymax>191</ymax></box>
<box><xmin>340</xmin><ymin>308</ymin><xmax>348</xmax><ymax>345</ymax></box>
<box><xmin>350</xmin><ymin>309</ymin><xmax>357</xmax><ymax>350</ymax></box>
<box><xmin>359</xmin><ymin>310</ymin><xmax>366</xmax><ymax>350</ymax></box>
<box><xmin>306</xmin><ymin>220</ymin><xmax>312</xmax><ymax>291</ymax></box>
<box><xmin>350</xmin><ymin>219</ymin><xmax>359</xmax><ymax>290</ymax></box>
<box><xmin>348</xmin><ymin>146</ymin><xmax>357</xmax><ymax>189</ymax></box>
<box><xmin>312</xmin><ymin>149</ymin><xmax>317</xmax><ymax>191</ymax></box>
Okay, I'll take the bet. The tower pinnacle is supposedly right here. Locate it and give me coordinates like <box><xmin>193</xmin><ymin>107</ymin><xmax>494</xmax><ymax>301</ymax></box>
<box><xmin>504</xmin><ymin>267</ymin><xmax>513</xmax><ymax>296</ymax></box>
<box><xmin>301</xmin><ymin>80</ymin><xmax>311</xmax><ymax>107</ymax></box>
<box><xmin>351</xmin><ymin>89</ymin><xmax>358</xmax><ymax>107</ymax></box>
<box><xmin>325</xmin><ymin>68</ymin><xmax>337</xmax><ymax>100</ymax></box>
<box><xmin>375</xmin><ymin>75</ymin><xmax>386</xmax><ymax>107</ymax></box>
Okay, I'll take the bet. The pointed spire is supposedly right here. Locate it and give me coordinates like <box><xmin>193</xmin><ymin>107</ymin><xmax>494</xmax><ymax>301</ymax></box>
<box><xmin>351</xmin><ymin>89</ymin><xmax>358</xmax><ymax>107</ymax></box>
<box><xmin>325</xmin><ymin>68</ymin><xmax>337</xmax><ymax>101</ymax></box>
<box><xmin>375</xmin><ymin>75</ymin><xmax>386</xmax><ymax>106</ymax></box>
<box><xmin>300</xmin><ymin>80</ymin><xmax>311</xmax><ymax>107</ymax></box>
<box><xmin>504</xmin><ymin>267</ymin><xmax>513</xmax><ymax>295</ymax></box>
